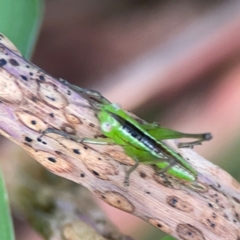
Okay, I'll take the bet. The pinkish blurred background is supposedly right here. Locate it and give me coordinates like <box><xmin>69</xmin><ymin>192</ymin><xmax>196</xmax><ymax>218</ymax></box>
<box><xmin>3</xmin><ymin>0</ymin><xmax>240</xmax><ymax>239</ymax></box>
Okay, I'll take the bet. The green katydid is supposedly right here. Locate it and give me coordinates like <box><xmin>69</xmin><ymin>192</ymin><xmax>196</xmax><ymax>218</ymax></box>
<box><xmin>43</xmin><ymin>79</ymin><xmax>212</xmax><ymax>186</ymax></box>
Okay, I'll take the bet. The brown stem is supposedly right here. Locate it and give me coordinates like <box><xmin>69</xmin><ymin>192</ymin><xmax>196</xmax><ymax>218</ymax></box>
<box><xmin>0</xmin><ymin>34</ymin><xmax>240</xmax><ymax>239</ymax></box>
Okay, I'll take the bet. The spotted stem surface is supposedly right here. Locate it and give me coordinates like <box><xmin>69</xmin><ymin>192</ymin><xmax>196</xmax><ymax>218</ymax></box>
<box><xmin>0</xmin><ymin>33</ymin><xmax>240</xmax><ymax>240</ymax></box>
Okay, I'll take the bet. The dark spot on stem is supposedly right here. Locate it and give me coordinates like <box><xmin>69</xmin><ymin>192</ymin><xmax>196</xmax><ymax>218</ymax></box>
<box><xmin>39</xmin><ymin>75</ymin><xmax>45</xmax><ymax>81</ymax></box>
<box><xmin>84</xmin><ymin>146</ymin><xmax>88</xmax><ymax>150</ymax></box>
<box><xmin>46</xmin><ymin>96</ymin><xmax>56</xmax><ymax>101</ymax></box>
<box><xmin>31</xmin><ymin>97</ymin><xmax>38</xmax><ymax>102</ymax></box>
<box><xmin>25</xmin><ymin>136</ymin><xmax>32</xmax><ymax>142</ymax></box>
<box><xmin>73</xmin><ymin>149</ymin><xmax>80</xmax><ymax>154</ymax></box>
<box><xmin>233</xmin><ymin>197</ymin><xmax>240</xmax><ymax>204</ymax></box>
<box><xmin>139</xmin><ymin>172</ymin><xmax>147</xmax><ymax>178</ymax></box>
<box><xmin>31</xmin><ymin>120</ymin><xmax>37</xmax><ymax>125</ymax></box>
<box><xmin>0</xmin><ymin>59</ymin><xmax>7</xmax><ymax>67</ymax></box>
<box><xmin>169</xmin><ymin>197</ymin><xmax>178</xmax><ymax>206</ymax></box>
<box><xmin>80</xmin><ymin>173</ymin><xmax>85</xmax><ymax>178</ymax></box>
<box><xmin>212</xmin><ymin>212</ymin><xmax>216</xmax><ymax>219</ymax></box>
<box><xmin>207</xmin><ymin>219</ymin><xmax>215</xmax><ymax>228</ymax></box>
<box><xmin>223</xmin><ymin>213</ymin><xmax>229</xmax><ymax>220</ymax></box>
<box><xmin>48</xmin><ymin>157</ymin><xmax>56</xmax><ymax>163</ymax></box>
<box><xmin>49</xmin><ymin>113</ymin><xmax>54</xmax><ymax>118</ymax></box>
<box><xmin>20</xmin><ymin>75</ymin><xmax>28</xmax><ymax>81</ymax></box>
<box><xmin>9</xmin><ymin>59</ymin><xmax>19</xmax><ymax>66</ymax></box>
<box><xmin>92</xmin><ymin>170</ymin><xmax>99</xmax><ymax>176</ymax></box>
<box><xmin>208</xmin><ymin>203</ymin><xmax>213</xmax><ymax>208</ymax></box>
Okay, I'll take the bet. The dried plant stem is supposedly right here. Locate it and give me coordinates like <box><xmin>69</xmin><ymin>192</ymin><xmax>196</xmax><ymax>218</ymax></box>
<box><xmin>0</xmin><ymin>34</ymin><xmax>240</xmax><ymax>240</ymax></box>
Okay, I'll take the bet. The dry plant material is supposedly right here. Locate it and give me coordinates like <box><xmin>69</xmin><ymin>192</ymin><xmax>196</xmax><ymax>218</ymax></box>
<box><xmin>0</xmin><ymin>33</ymin><xmax>240</xmax><ymax>240</ymax></box>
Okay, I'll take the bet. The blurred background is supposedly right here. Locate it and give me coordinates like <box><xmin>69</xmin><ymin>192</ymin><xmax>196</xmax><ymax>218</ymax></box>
<box><xmin>2</xmin><ymin>0</ymin><xmax>240</xmax><ymax>239</ymax></box>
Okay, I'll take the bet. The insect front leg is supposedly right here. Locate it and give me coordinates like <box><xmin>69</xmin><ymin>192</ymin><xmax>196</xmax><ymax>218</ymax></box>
<box><xmin>40</xmin><ymin>128</ymin><xmax>115</xmax><ymax>145</ymax></box>
<box><xmin>124</xmin><ymin>159</ymin><xmax>139</xmax><ymax>187</ymax></box>
<box><xmin>59</xmin><ymin>78</ymin><xmax>110</xmax><ymax>105</ymax></box>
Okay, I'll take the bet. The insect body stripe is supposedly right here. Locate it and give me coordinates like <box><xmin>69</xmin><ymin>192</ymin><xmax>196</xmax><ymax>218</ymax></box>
<box><xmin>109</xmin><ymin>112</ymin><xmax>162</xmax><ymax>155</ymax></box>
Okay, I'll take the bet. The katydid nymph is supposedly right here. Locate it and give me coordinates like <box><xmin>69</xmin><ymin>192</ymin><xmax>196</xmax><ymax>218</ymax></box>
<box><xmin>43</xmin><ymin>80</ymin><xmax>212</xmax><ymax>186</ymax></box>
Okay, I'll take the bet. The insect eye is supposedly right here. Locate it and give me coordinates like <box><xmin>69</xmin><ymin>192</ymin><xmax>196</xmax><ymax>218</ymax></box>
<box><xmin>101</xmin><ymin>122</ymin><xmax>112</xmax><ymax>132</ymax></box>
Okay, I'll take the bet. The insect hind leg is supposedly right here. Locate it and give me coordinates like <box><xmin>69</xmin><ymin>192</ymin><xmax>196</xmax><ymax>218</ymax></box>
<box><xmin>178</xmin><ymin>133</ymin><xmax>212</xmax><ymax>148</ymax></box>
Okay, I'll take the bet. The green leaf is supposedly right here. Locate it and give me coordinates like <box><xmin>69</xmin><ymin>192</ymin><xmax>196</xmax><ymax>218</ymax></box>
<box><xmin>160</xmin><ymin>236</ymin><xmax>176</xmax><ymax>240</ymax></box>
<box><xmin>0</xmin><ymin>169</ymin><xmax>15</xmax><ymax>240</ymax></box>
<box><xmin>0</xmin><ymin>0</ymin><xmax>44</xmax><ymax>59</ymax></box>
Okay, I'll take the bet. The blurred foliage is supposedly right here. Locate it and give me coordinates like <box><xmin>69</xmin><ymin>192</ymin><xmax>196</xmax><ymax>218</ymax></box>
<box><xmin>160</xmin><ymin>236</ymin><xmax>176</xmax><ymax>240</ymax></box>
<box><xmin>217</xmin><ymin>134</ymin><xmax>240</xmax><ymax>182</ymax></box>
<box><xmin>0</xmin><ymin>169</ymin><xmax>15</xmax><ymax>240</ymax></box>
<box><xmin>0</xmin><ymin>0</ymin><xmax>44</xmax><ymax>239</ymax></box>
<box><xmin>0</xmin><ymin>0</ymin><xmax>44</xmax><ymax>59</ymax></box>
